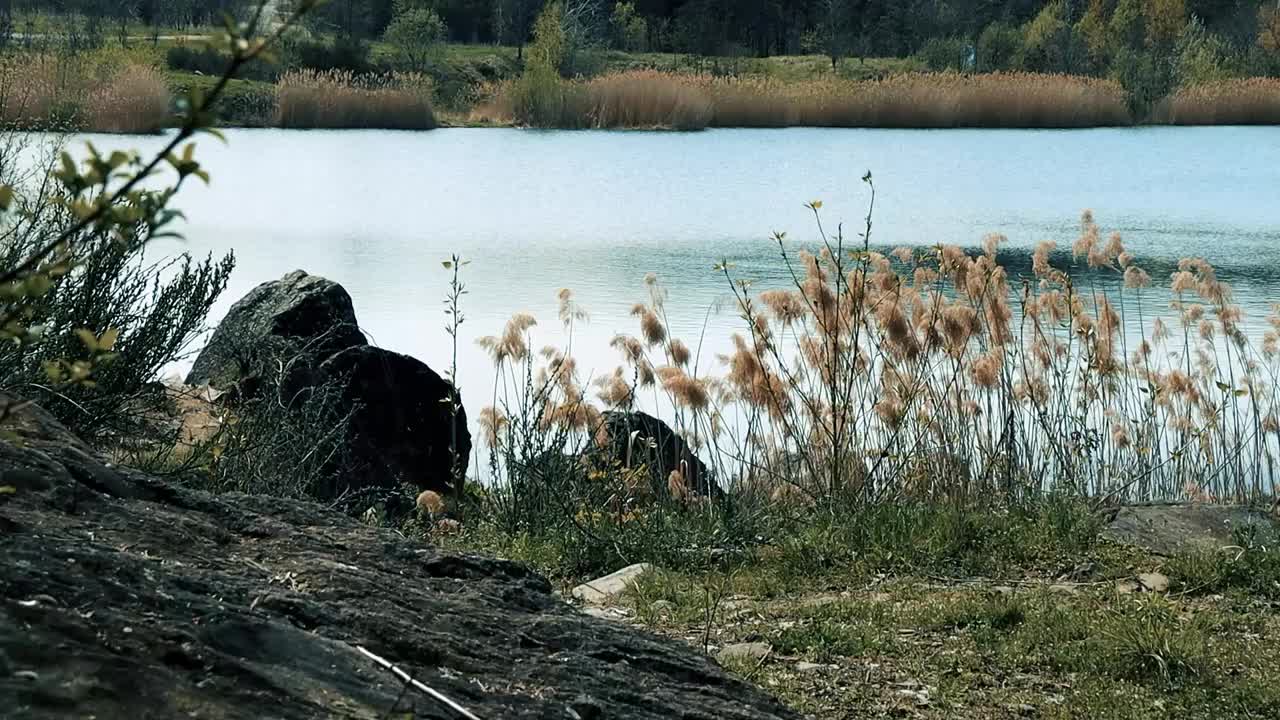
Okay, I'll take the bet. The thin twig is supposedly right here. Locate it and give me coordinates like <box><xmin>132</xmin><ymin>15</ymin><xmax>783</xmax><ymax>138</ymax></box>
<box><xmin>355</xmin><ymin>645</ymin><xmax>483</xmax><ymax>720</ymax></box>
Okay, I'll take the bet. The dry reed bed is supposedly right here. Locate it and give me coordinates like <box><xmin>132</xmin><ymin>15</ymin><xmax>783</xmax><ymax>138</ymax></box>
<box><xmin>275</xmin><ymin>70</ymin><xmax>437</xmax><ymax>130</ymax></box>
<box><xmin>479</xmin><ymin>210</ymin><xmax>1280</xmax><ymax>506</ymax></box>
<box><xmin>0</xmin><ymin>54</ymin><xmax>168</xmax><ymax>133</ymax></box>
<box><xmin>1157</xmin><ymin>78</ymin><xmax>1280</xmax><ymax>126</ymax></box>
<box><xmin>480</xmin><ymin>70</ymin><xmax>1132</xmax><ymax>129</ymax></box>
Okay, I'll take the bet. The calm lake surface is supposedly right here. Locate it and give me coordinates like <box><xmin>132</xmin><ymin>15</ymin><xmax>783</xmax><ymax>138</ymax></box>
<box><xmin>72</xmin><ymin>126</ymin><xmax>1280</xmax><ymax>424</ymax></box>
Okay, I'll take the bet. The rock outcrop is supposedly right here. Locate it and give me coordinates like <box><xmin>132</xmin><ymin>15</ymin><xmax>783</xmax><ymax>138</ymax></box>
<box><xmin>0</xmin><ymin>396</ymin><xmax>796</xmax><ymax>720</ymax></box>
<box><xmin>599</xmin><ymin>411</ymin><xmax>718</xmax><ymax>497</ymax></box>
<box><xmin>186</xmin><ymin>271</ymin><xmax>470</xmax><ymax>496</ymax></box>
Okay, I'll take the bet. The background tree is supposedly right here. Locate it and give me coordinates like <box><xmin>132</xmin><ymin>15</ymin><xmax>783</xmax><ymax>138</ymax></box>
<box><xmin>609</xmin><ymin>1</ymin><xmax>647</xmax><ymax>51</ymax></box>
<box><xmin>385</xmin><ymin>0</ymin><xmax>449</xmax><ymax>70</ymax></box>
<box><xmin>1143</xmin><ymin>0</ymin><xmax>1187</xmax><ymax>49</ymax></box>
<box><xmin>494</xmin><ymin>0</ymin><xmax>543</xmax><ymax>59</ymax></box>
<box><xmin>806</xmin><ymin>0</ymin><xmax>853</xmax><ymax>70</ymax></box>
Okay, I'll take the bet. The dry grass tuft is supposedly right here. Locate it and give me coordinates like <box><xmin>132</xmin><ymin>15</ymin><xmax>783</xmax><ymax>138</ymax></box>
<box><xmin>480</xmin><ymin>70</ymin><xmax>1131</xmax><ymax>129</ymax></box>
<box><xmin>275</xmin><ymin>70</ymin><xmax>437</xmax><ymax>130</ymax></box>
<box><xmin>586</xmin><ymin>70</ymin><xmax>714</xmax><ymax>130</ymax></box>
<box><xmin>1156</xmin><ymin>78</ymin><xmax>1280</xmax><ymax>125</ymax></box>
<box><xmin>86</xmin><ymin>64</ymin><xmax>169</xmax><ymax>134</ymax></box>
<box><xmin>0</xmin><ymin>55</ymin><xmax>168</xmax><ymax>132</ymax></box>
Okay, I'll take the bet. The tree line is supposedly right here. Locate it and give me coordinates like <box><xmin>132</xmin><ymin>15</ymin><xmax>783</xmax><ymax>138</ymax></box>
<box><xmin>5</xmin><ymin>0</ymin><xmax>1277</xmax><ymax>78</ymax></box>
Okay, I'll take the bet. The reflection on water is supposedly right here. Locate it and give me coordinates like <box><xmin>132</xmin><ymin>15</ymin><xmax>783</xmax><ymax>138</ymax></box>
<box><xmin>59</xmin><ymin>126</ymin><xmax>1280</xmax><ymax>444</ymax></box>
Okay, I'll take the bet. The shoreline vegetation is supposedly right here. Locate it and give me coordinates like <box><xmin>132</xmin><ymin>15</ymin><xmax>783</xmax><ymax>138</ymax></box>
<box><xmin>1</xmin><ymin>30</ymin><xmax>1279</xmax><ymax>132</ymax></box>
<box><xmin>8</xmin><ymin>57</ymin><xmax>1280</xmax><ymax>133</ymax></box>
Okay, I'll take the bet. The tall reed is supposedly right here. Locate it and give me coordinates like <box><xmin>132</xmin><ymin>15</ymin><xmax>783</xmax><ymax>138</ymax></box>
<box><xmin>478</xmin><ymin>193</ymin><xmax>1280</xmax><ymax>509</ymax></box>
<box><xmin>275</xmin><ymin>70</ymin><xmax>437</xmax><ymax>130</ymax></box>
<box><xmin>481</xmin><ymin>70</ymin><xmax>1132</xmax><ymax>129</ymax></box>
<box><xmin>0</xmin><ymin>54</ymin><xmax>69</xmax><ymax>128</ymax></box>
<box><xmin>1155</xmin><ymin>78</ymin><xmax>1280</xmax><ymax>125</ymax></box>
<box><xmin>709</xmin><ymin>72</ymin><xmax>1131</xmax><ymax>128</ymax></box>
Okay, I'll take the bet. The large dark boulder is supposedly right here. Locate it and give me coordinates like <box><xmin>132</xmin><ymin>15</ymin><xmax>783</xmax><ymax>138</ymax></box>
<box><xmin>188</xmin><ymin>271</ymin><xmax>470</xmax><ymax>498</ymax></box>
<box><xmin>599</xmin><ymin>410</ymin><xmax>719</xmax><ymax>497</ymax></box>
<box><xmin>319</xmin><ymin>345</ymin><xmax>471</xmax><ymax>498</ymax></box>
<box><xmin>0</xmin><ymin>396</ymin><xmax>797</xmax><ymax>720</ymax></box>
<box><xmin>186</xmin><ymin>270</ymin><xmax>366</xmax><ymax>389</ymax></box>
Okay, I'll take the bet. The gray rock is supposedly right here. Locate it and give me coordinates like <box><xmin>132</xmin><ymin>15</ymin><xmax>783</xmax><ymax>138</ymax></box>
<box><xmin>186</xmin><ymin>270</ymin><xmax>366</xmax><ymax>390</ymax></box>
<box><xmin>572</xmin><ymin>563</ymin><xmax>654</xmax><ymax>604</ymax></box>
<box><xmin>1138</xmin><ymin>572</ymin><xmax>1170</xmax><ymax>593</ymax></box>
<box><xmin>1104</xmin><ymin>504</ymin><xmax>1274</xmax><ymax>556</ymax></box>
<box><xmin>717</xmin><ymin>642</ymin><xmax>772</xmax><ymax>664</ymax></box>
<box><xmin>795</xmin><ymin>661</ymin><xmax>828</xmax><ymax>673</ymax></box>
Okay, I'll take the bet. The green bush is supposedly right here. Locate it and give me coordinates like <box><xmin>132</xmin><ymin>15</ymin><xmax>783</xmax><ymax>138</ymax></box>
<box><xmin>0</xmin><ymin>168</ymin><xmax>234</xmax><ymax>446</ymax></box>
<box><xmin>1110</xmin><ymin>46</ymin><xmax>1175</xmax><ymax>119</ymax></box>
<box><xmin>384</xmin><ymin>2</ymin><xmax>448</xmax><ymax>72</ymax></box>
<box><xmin>1174</xmin><ymin>18</ymin><xmax>1239</xmax><ymax>86</ymax></box>
<box><xmin>976</xmin><ymin>22</ymin><xmax>1024</xmax><ymax>72</ymax></box>
<box><xmin>167</xmin><ymin>44</ymin><xmax>280</xmax><ymax>82</ymax></box>
<box><xmin>284</xmin><ymin>35</ymin><xmax>373</xmax><ymax>74</ymax></box>
<box><xmin>916</xmin><ymin>37</ymin><xmax>971</xmax><ymax>72</ymax></box>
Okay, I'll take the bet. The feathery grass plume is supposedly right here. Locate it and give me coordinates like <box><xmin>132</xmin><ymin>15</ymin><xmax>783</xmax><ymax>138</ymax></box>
<box><xmin>658</xmin><ymin>366</ymin><xmax>710</xmax><ymax>410</ymax></box>
<box><xmin>557</xmin><ymin>288</ymin><xmax>588</xmax><ymax>326</ymax></box>
<box><xmin>416</xmin><ymin>489</ymin><xmax>445</xmax><ymax>515</ymax></box>
<box><xmin>632</xmin><ymin>303</ymin><xmax>667</xmax><ymax>345</ymax></box>
<box><xmin>478</xmin><ymin>313</ymin><xmax>538</xmax><ymax>364</ymax></box>
<box><xmin>478</xmin><ymin>406</ymin><xmax>508</xmax><ymax>447</ymax></box>
<box><xmin>276</xmin><ymin>70</ymin><xmax>437</xmax><ymax>129</ymax></box>
<box><xmin>667</xmin><ymin>468</ymin><xmax>689</xmax><ymax>500</ymax></box>
<box><xmin>760</xmin><ymin>289</ymin><xmax>807</xmax><ymax>326</ymax></box>
<box><xmin>668</xmin><ymin>339</ymin><xmax>692</xmax><ymax>367</ymax></box>
<box><xmin>596</xmin><ymin>367</ymin><xmax>635</xmax><ymax>408</ymax></box>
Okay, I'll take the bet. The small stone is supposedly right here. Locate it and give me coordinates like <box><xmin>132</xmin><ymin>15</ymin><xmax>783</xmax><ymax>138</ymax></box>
<box><xmin>796</xmin><ymin>661</ymin><xmax>827</xmax><ymax>673</ymax></box>
<box><xmin>571</xmin><ymin>563</ymin><xmax>654</xmax><ymax>605</ymax></box>
<box><xmin>716</xmin><ymin>642</ymin><xmax>771</xmax><ymax>664</ymax></box>
<box><xmin>1138</xmin><ymin>572</ymin><xmax>1170</xmax><ymax>593</ymax></box>
<box><xmin>1116</xmin><ymin>579</ymin><xmax>1142</xmax><ymax>594</ymax></box>
<box><xmin>992</xmin><ymin>586</ymin><xmax>1016</xmax><ymax>595</ymax></box>
<box><xmin>1008</xmin><ymin>702</ymin><xmax>1037</xmax><ymax>716</ymax></box>
<box><xmin>1048</xmin><ymin>583</ymin><xmax>1080</xmax><ymax>595</ymax></box>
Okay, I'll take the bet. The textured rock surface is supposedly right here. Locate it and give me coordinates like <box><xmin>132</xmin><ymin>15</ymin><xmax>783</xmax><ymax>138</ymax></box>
<box><xmin>186</xmin><ymin>270</ymin><xmax>366</xmax><ymax>389</ymax></box>
<box><xmin>1104</xmin><ymin>504</ymin><xmax>1274</xmax><ymax>555</ymax></box>
<box><xmin>319</xmin><ymin>345</ymin><xmax>471</xmax><ymax>497</ymax></box>
<box><xmin>0</xmin><ymin>397</ymin><xmax>797</xmax><ymax>720</ymax></box>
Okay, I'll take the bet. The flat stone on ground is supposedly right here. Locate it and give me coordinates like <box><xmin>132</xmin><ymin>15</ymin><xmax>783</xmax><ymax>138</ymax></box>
<box><xmin>571</xmin><ymin>563</ymin><xmax>655</xmax><ymax>604</ymax></box>
<box><xmin>717</xmin><ymin>642</ymin><xmax>772</xmax><ymax>664</ymax></box>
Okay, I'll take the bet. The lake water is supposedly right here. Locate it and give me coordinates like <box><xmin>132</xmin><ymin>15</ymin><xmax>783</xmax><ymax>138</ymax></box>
<box><xmin>68</xmin><ymin>126</ymin><xmax>1280</xmax><ymax>440</ymax></box>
